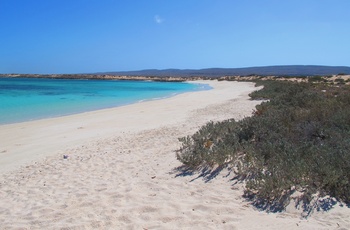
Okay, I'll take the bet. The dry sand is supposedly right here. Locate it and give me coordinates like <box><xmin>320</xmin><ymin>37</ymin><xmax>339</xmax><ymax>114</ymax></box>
<box><xmin>0</xmin><ymin>80</ymin><xmax>349</xmax><ymax>229</ymax></box>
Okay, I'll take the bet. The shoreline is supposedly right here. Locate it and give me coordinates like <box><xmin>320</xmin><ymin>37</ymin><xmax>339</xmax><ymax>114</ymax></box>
<box><xmin>1</xmin><ymin>80</ymin><xmax>349</xmax><ymax>229</ymax></box>
<box><xmin>0</xmin><ymin>80</ymin><xmax>256</xmax><ymax>174</ymax></box>
<box><xmin>0</xmin><ymin>78</ymin><xmax>209</xmax><ymax>126</ymax></box>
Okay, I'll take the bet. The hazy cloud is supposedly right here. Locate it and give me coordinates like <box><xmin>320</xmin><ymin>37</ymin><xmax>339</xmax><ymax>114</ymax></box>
<box><xmin>154</xmin><ymin>15</ymin><xmax>164</xmax><ymax>24</ymax></box>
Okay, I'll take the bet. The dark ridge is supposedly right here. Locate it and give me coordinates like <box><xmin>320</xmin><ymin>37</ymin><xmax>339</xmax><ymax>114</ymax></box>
<box><xmin>96</xmin><ymin>65</ymin><xmax>350</xmax><ymax>77</ymax></box>
<box><xmin>2</xmin><ymin>65</ymin><xmax>350</xmax><ymax>79</ymax></box>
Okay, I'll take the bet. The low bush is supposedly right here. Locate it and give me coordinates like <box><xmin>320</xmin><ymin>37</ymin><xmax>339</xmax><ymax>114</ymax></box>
<box><xmin>176</xmin><ymin>80</ymin><xmax>350</xmax><ymax>211</ymax></box>
<box><xmin>335</xmin><ymin>78</ymin><xmax>345</xmax><ymax>84</ymax></box>
<box><xmin>308</xmin><ymin>76</ymin><xmax>323</xmax><ymax>83</ymax></box>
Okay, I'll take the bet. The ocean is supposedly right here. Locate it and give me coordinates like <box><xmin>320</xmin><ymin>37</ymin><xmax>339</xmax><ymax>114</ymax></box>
<box><xmin>0</xmin><ymin>77</ymin><xmax>210</xmax><ymax>125</ymax></box>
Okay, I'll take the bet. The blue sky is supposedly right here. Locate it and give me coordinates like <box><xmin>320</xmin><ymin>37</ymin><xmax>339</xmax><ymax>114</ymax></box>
<box><xmin>1</xmin><ymin>0</ymin><xmax>349</xmax><ymax>74</ymax></box>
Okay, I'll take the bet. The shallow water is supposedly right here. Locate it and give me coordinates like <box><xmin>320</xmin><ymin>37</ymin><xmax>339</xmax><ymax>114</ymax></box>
<box><xmin>0</xmin><ymin>78</ymin><xmax>210</xmax><ymax>124</ymax></box>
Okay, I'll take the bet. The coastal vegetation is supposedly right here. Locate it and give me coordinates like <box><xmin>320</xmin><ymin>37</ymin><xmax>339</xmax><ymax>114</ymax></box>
<box><xmin>176</xmin><ymin>80</ymin><xmax>350</xmax><ymax>212</ymax></box>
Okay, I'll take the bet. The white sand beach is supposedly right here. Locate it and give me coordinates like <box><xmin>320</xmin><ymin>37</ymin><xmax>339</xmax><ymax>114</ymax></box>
<box><xmin>0</xmin><ymin>80</ymin><xmax>349</xmax><ymax>229</ymax></box>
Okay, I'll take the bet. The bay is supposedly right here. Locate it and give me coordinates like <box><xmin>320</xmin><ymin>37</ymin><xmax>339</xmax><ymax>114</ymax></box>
<box><xmin>0</xmin><ymin>77</ymin><xmax>210</xmax><ymax>124</ymax></box>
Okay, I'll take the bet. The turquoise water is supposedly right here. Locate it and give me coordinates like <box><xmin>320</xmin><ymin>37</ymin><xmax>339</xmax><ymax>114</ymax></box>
<box><xmin>0</xmin><ymin>77</ymin><xmax>210</xmax><ymax>125</ymax></box>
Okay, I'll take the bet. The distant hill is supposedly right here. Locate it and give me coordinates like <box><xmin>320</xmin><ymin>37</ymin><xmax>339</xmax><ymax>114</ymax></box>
<box><xmin>97</xmin><ymin>65</ymin><xmax>350</xmax><ymax>77</ymax></box>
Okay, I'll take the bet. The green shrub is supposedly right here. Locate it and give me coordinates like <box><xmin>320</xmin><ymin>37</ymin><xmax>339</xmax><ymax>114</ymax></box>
<box><xmin>308</xmin><ymin>76</ymin><xmax>323</xmax><ymax>83</ymax></box>
<box><xmin>335</xmin><ymin>78</ymin><xmax>345</xmax><ymax>84</ymax></box>
<box><xmin>177</xmin><ymin>81</ymin><xmax>350</xmax><ymax>211</ymax></box>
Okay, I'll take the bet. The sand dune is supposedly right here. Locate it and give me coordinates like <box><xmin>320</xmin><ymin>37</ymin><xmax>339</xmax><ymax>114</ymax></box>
<box><xmin>0</xmin><ymin>80</ymin><xmax>349</xmax><ymax>229</ymax></box>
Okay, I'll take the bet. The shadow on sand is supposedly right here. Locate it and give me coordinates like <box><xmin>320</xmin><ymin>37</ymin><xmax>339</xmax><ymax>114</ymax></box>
<box><xmin>171</xmin><ymin>164</ymin><xmax>349</xmax><ymax>217</ymax></box>
<box><xmin>172</xmin><ymin>164</ymin><xmax>229</xmax><ymax>183</ymax></box>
